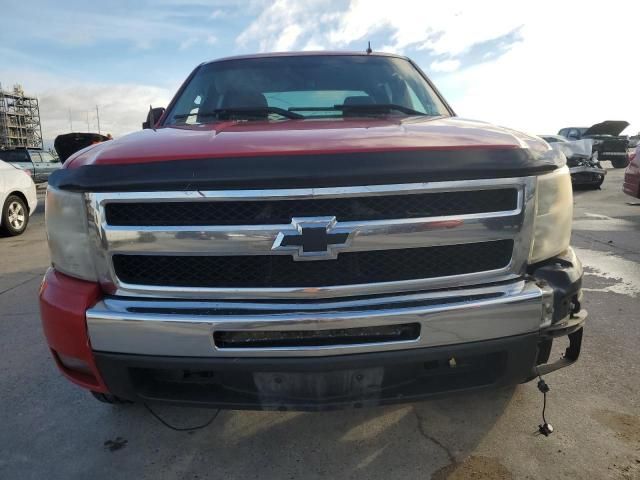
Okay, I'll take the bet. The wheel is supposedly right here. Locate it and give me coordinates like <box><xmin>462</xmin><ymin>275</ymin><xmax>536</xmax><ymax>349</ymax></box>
<box><xmin>1</xmin><ymin>195</ymin><xmax>29</xmax><ymax>236</ymax></box>
<box><xmin>91</xmin><ymin>391</ymin><xmax>132</xmax><ymax>405</ymax></box>
<box><xmin>611</xmin><ymin>157</ymin><xmax>629</xmax><ymax>168</ymax></box>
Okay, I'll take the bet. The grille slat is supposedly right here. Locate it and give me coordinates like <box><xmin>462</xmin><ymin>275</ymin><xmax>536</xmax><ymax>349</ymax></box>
<box><xmin>113</xmin><ymin>240</ymin><xmax>514</xmax><ymax>288</ymax></box>
<box><xmin>105</xmin><ymin>189</ymin><xmax>518</xmax><ymax>226</ymax></box>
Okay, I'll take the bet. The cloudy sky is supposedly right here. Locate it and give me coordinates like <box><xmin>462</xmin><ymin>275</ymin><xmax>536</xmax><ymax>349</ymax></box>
<box><xmin>1</xmin><ymin>0</ymin><xmax>638</xmax><ymax>145</ymax></box>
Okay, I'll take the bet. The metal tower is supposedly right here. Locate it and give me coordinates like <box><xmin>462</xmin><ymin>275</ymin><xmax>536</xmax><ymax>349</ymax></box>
<box><xmin>0</xmin><ymin>83</ymin><xmax>43</xmax><ymax>149</ymax></box>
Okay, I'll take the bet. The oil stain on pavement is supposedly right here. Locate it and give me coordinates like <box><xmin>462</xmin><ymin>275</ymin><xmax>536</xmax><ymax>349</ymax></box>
<box><xmin>104</xmin><ymin>437</ymin><xmax>128</xmax><ymax>452</ymax></box>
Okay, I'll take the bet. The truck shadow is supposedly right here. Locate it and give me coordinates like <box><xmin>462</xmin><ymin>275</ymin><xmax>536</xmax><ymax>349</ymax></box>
<box><xmin>107</xmin><ymin>386</ymin><xmax>516</xmax><ymax>479</ymax></box>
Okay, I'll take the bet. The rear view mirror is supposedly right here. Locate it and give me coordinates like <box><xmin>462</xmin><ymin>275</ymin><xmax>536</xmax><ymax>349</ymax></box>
<box><xmin>143</xmin><ymin>107</ymin><xmax>166</xmax><ymax>129</ymax></box>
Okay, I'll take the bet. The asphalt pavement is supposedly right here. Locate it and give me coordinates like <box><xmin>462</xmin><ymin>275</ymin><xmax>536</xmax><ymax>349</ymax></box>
<box><xmin>1</xmin><ymin>168</ymin><xmax>638</xmax><ymax>479</ymax></box>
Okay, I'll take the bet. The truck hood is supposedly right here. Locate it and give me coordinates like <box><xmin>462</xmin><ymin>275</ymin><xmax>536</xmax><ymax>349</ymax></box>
<box><xmin>583</xmin><ymin>120</ymin><xmax>629</xmax><ymax>137</ymax></box>
<box><xmin>53</xmin><ymin>116</ymin><xmax>563</xmax><ymax>191</ymax></box>
<box><xmin>66</xmin><ymin>116</ymin><xmax>548</xmax><ymax>168</ymax></box>
<box><xmin>54</xmin><ymin>132</ymin><xmax>109</xmax><ymax>163</ymax></box>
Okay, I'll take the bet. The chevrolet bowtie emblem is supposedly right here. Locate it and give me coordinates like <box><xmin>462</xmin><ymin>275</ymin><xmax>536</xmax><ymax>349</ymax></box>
<box><xmin>272</xmin><ymin>217</ymin><xmax>352</xmax><ymax>261</ymax></box>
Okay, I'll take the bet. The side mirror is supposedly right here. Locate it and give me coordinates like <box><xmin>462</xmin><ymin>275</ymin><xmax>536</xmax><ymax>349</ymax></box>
<box><xmin>143</xmin><ymin>107</ymin><xmax>166</xmax><ymax>129</ymax></box>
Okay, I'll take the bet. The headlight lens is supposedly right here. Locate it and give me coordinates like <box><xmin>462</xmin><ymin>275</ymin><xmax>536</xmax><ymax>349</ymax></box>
<box><xmin>45</xmin><ymin>187</ymin><xmax>98</xmax><ymax>281</ymax></box>
<box><xmin>529</xmin><ymin>166</ymin><xmax>573</xmax><ymax>264</ymax></box>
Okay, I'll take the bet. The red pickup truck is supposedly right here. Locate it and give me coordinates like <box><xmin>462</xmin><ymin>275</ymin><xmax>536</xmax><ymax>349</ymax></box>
<box><xmin>40</xmin><ymin>52</ymin><xmax>585</xmax><ymax>410</ymax></box>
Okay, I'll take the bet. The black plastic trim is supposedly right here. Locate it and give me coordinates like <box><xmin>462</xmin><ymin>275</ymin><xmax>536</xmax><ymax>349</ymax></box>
<box><xmin>94</xmin><ymin>334</ymin><xmax>541</xmax><ymax>411</ymax></box>
<box><xmin>528</xmin><ymin>248</ymin><xmax>583</xmax><ymax>323</ymax></box>
<box><xmin>49</xmin><ymin>148</ymin><xmax>556</xmax><ymax>192</ymax></box>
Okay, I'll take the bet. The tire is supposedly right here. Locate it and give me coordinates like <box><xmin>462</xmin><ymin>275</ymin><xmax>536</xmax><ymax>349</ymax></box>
<box><xmin>91</xmin><ymin>391</ymin><xmax>132</xmax><ymax>405</ymax></box>
<box><xmin>0</xmin><ymin>195</ymin><xmax>29</xmax><ymax>236</ymax></box>
<box><xmin>611</xmin><ymin>158</ymin><xmax>629</xmax><ymax>168</ymax></box>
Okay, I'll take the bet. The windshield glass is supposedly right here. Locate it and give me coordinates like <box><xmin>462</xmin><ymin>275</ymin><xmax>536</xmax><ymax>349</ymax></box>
<box><xmin>0</xmin><ymin>150</ymin><xmax>30</xmax><ymax>162</ymax></box>
<box><xmin>164</xmin><ymin>55</ymin><xmax>450</xmax><ymax>125</ymax></box>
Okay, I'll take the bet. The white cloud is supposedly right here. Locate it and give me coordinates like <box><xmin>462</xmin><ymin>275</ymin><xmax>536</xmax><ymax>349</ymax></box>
<box><xmin>4</xmin><ymin>3</ymin><xmax>220</xmax><ymax>51</ymax></box>
<box><xmin>274</xmin><ymin>24</ymin><xmax>303</xmax><ymax>51</ymax></box>
<box><xmin>235</xmin><ymin>0</ymin><xmax>640</xmax><ymax>135</ymax></box>
<box><xmin>2</xmin><ymin>68</ymin><xmax>174</xmax><ymax>144</ymax></box>
<box><xmin>179</xmin><ymin>37</ymin><xmax>198</xmax><ymax>50</ymax></box>
<box><xmin>41</xmin><ymin>83</ymin><xmax>173</xmax><ymax>143</ymax></box>
<box><xmin>237</xmin><ymin>0</ymin><xmax>525</xmax><ymax>55</ymax></box>
<box><xmin>447</xmin><ymin>4</ymin><xmax>640</xmax><ymax>135</ymax></box>
<box><xmin>236</xmin><ymin>0</ymin><xmax>338</xmax><ymax>52</ymax></box>
<box><xmin>210</xmin><ymin>8</ymin><xmax>226</xmax><ymax>19</ymax></box>
<box><xmin>430</xmin><ymin>59</ymin><xmax>461</xmax><ymax>73</ymax></box>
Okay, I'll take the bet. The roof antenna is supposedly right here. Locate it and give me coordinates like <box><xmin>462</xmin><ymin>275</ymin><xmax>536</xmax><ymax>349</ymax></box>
<box><xmin>366</xmin><ymin>41</ymin><xmax>372</xmax><ymax>54</ymax></box>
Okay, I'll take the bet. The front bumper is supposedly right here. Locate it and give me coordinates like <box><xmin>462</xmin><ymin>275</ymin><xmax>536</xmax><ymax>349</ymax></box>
<box><xmin>94</xmin><ymin>328</ymin><xmax>584</xmax><ymax>411</ymax></box>
<box><xmin>598</xmin><ymin>151</ymin><xmax>628</xmax><ymax>161</ymax></box>
<box><xmin>569</xmin><ymin>165</ymin><xmax>606</xmax><ymax>185</ymax></box>
<box><xmin>40</xmin><ymin>249</ymin><xmax>586</xmax><ymax>410</ymax></box>
<box><xmin>27</xmin><ymin>185</ymin><xmax>38</xmax><ymax>216</ymax></box>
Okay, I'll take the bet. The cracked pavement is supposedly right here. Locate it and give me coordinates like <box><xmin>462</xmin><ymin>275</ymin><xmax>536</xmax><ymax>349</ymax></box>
<box><xmin>1</xmin><ymin>168</ymin><xmax>639</xmax><ymax>479</ymax></box>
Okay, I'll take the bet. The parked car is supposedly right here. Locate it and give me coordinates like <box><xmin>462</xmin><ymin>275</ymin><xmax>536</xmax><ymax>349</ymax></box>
<box><xmin>0</xmin><ymin>160</ymin><xmax>37</xmax><ymax>236</ymax></box>
<box><xmin>623</xmin><ymin>146</ymin><xmax>640</xmax><ymax>199</ymax></box>
<box><xmin>558</xmin><ymin>121</ymin><xmax>630</xmax><ymax>168</ymax></box>
<box><xmin>54</xmin><ymin>132</ymin><xmax>111</xmax><ymax>164</ymax></box>
<box><xmin>41</xmin><ymin>52</ymin><xmax>585</xmax><ymax>411</ymax></box>
<box><xmin>540</xmin><ymin>136</ymin><xmax>606</xmax><ymax>188</ymax></box>
<box><xmin>0</xmin><ymin>147</ymin><xmax>61</xmax><ymax>183</ymax></box>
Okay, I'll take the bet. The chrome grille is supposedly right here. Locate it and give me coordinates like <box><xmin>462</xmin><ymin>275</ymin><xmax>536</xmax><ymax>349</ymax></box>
<box><xmin>86</xmin><ymin>179</ymin><xmax>536</xmax><ymax>300</ymax></box>
<box><xmin>112</xmin><ymin>240</ymin><xmax>514</xmax><ymax>288</ymax></box>
<box><xmin>104</xmin><ymin>188</ymin><xmax>518</xmax><ymax>226</ymax></box>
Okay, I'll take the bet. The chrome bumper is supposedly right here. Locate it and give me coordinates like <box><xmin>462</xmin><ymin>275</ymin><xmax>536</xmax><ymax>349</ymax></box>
<box><xmin>87</xmin><ymin>280</ymin><xmax>554</xmax><ymax>358</ymax></box>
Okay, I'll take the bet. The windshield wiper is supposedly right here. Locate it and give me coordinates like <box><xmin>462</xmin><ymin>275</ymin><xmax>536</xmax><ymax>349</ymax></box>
<box><xmin>173</xmin><ymin>107</ymin><xmax>303</xmax><ymax>121</ymax></box>
<box><xmin>289</xmin><ymin>104</ymin><xmax>427</xmax><ymax>116</ymax></box>
<box><xmin>333</xmin><ymin>103</ymin><xmax>427</xmax><ymax>116</ymax></box>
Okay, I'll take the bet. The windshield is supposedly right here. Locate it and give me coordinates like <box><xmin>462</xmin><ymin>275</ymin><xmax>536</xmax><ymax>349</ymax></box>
<box><xmin>0</xmin><ymin>150</ymin><xmax>30</xmax><ymax>162</ymax></box>
<box><xmin>164</xmin><ymin>55</ymin><xmax>450</xmax><ymax>125</ymax></box>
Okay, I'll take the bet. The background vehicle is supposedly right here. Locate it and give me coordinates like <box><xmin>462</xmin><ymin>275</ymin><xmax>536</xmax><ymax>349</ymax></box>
<box><xmin>623</xmin><ymin>146</ymin><xmax>640</xmax><ymax>199</ymax></box>
<box><xmin>0</xmin><ymin>148</ymin><xmax>61</xmax><ymax>183</ymax></box>
<box><xmin>54</xmin><ymin>132</ymin><xmax>110</xmax><ymax>163</ymax></box>
<box><xmin>41</xmin><ymin>52</ymin><xmax>585</xmax><ymax>411</ymax></box>
<box><xmin>558</xmin><ymin>121</ymin><xmax>630</xmax><ymax>168</ymax></box>
<box><xmin>0</xmin><ymin>160</ymin><xmax>37</xmax><ymax>236</ymax></box>
<box><xmin>541</xmin><ymin>136</ymin><xmax>606</xmax><ymax>189</ymax></box>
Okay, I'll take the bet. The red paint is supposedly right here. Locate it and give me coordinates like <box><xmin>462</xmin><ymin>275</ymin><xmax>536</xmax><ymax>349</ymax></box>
<box><xmin>65</xmin><ymin>116</ymin><xmax>548</xmax><ymax>169</ymax></box>
<box><xmin>623</xmin><ymin>147</ymin><xmax>640</xmax><ymax>199</ymax></box>
<box><xmin>39</xmin><ymin>269</ymin><xmax>109</xmax><ymax>393</ymax></box>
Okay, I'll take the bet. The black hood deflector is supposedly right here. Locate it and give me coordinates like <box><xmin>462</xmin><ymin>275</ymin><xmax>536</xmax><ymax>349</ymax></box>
<box><xmin>49</xmin><ymin>148</ymin><xmax>557</xmax><ymax>192</ymax></box>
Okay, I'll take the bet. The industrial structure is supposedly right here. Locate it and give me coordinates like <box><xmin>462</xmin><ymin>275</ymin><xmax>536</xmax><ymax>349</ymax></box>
<box><xmin>0</xmin><ymin>83</ymin><xmax>43</xmax><ymax>150</ymax></box>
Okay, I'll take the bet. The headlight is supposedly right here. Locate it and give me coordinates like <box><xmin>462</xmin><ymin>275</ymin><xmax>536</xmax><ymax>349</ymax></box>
<box><xmin>45</xmin><ymin>186</ymin><xmax>98</xmax><ymax>281</ymax></box>
<box><xmin>529</xmin><ymin>166</ymin><xmax>573</xmax><ymax>264</ymax></box>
